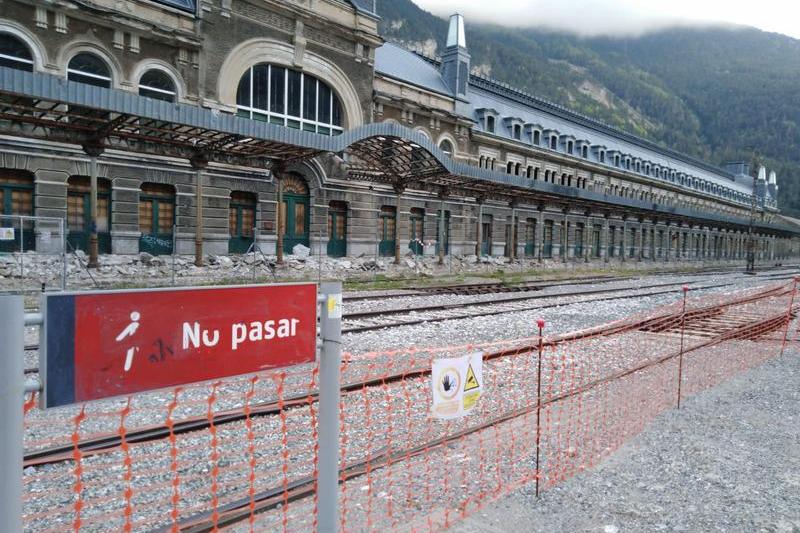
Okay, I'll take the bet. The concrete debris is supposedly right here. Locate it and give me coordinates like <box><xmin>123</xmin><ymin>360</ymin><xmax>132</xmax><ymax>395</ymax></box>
<box><xmin>292</xmin><ymin>244</ymin><xmax>311</xmax><ymax>258</ymax></box>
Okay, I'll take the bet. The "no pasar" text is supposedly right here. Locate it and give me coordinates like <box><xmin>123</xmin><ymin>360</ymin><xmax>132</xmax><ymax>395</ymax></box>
<box><xmin>182</xmin><ymin>318</ymin><xmax>301</xmax><ymax>351</ymax></box>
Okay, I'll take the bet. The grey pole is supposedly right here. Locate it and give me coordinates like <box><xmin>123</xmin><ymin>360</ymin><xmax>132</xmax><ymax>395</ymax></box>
<box><xmin>318</xmin><ymin>281</ymin><xmax>342</xmax><ymax>533</ymax></box>
<box><xmin>0</xmin><ymin>295</ymin><xmax>24</xmax><ymax>533</ymax></box>
<box><xmin>61</xmin><ymin>219</ymin><xmax>67</xmax><ymax>291</ymax></box>
<box><xmin>19</xmin><ymin>215</ymin><xmax>24</xmax><ymax>277</ymax></box>
<box><xmin>171</xmin><ymin>224</ymin><xmax>177</xmax><ymax>286</ymax></box>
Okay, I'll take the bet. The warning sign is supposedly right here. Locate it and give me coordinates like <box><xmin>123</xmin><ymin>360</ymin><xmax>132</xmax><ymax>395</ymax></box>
<box><xmin>431</xmin><ymin>352</ymin><xmax>483</xmax><ymax>419</ymax></box>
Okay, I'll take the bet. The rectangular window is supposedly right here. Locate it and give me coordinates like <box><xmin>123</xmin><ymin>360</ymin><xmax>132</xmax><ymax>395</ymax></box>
<box><xmin>97</xmin><ymin>197</ymin><xmax>109</xmax><ymax>233</ymax></box>
<box><xmin>318</xmin><ymin>83</ymin><xmax>331</xmax><ymax>124</ymax></box>
<box><xmin>533</xmin><ymin>131</ymin><xmax>540</xmax><ymax>145</ymax></box>
<box><xmin>294</xmin><ymin>202</ymin><xmax>306</xmax><ymax>236</ymax></box>
<box><xmin>332</xmin><ymin>97</ymin><xmax>343</xmax><ymax>127</ymax></box>
<box><xmin>236</xmin><ymin>68</ymin><xmax>251</xmax><ymax>108</ymax></box>
<box><xmin>567</xmin><ymin>141</ymin><xmax>573</xmax><ymax>154</ymax></box>
<box><xmin>67</xmin><ymin>195</ymin><xmax>84</xmax><ymax>231</ymax></box>
<box><xmin>600</xmin><ymin>151</ymin><xmax>605</xmax><ymax>163</ymax></box>
<box><xmin>139</xmin><ymin>201</ymin><xmax>153</xmax><ymax>235</ymax></box>
<box><xmin>11</xmin><ymin>189</ymin><xmax>32</xmax><ymax>215</ymax></box>
<box><xmin>287</xmin><ymin>69</ymin><xmax>301</xmax><ymax>117</ymax></box>
<box><xmin>269</xmin><ymin>66</ymin><xmax>285</xmax><ymax>115</ymax></box>
<box><xmin>157</xmin><ymin>201</ymin><xmax>173</xmax><ymax>233</ymax></box>
<box><xmin>303</xmin><ymin>76</ymin><xmax>316</xmax><ymax>121</ymax></box>
<box><xmin>550</xmin><ymin>136</ymin><xmax>557</xmax><ymax>150</ymax></box>
<box><xmin>252</xmin><ymin>65</ymin><xmax>269</xmax><ymax>112</ymax></box>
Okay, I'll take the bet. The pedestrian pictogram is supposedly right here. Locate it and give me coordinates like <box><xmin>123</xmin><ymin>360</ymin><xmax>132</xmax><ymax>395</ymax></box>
<box><xmin>115</xmin><ymin>311</ymin><xmax>141</xmax><ymax>372</ymax></box>
<box><xmin>464</xmin><ymin>363</ymin><xmax>479</xmax><ymax>392</ymax></box>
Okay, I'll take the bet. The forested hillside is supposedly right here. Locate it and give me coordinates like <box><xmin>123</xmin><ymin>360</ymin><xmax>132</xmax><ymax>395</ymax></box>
<box><xmin>376</xmin><ymin>0</ymin><xmax>800</xmax><ymax>217</ymax></box>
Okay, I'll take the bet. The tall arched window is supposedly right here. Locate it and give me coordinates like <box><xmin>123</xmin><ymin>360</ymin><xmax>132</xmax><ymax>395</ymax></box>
<box><xmin>67</xmin><ymin>53</ymin><xmax>111</xmax><ymax>88</ymax></box>
<box><xmin>139</xmin><ymin>69</ymin><xmax>176</xmax><ymax>102</ymax></box>
<box><xmin>0</xmin><ymin>34</ymin><xmax>33</xmax><ymax>71</ymax></box>
<box><xmin>236</xmin><ymin>64</ymin><xmax>343</xmax><ymax>135</ymax></box>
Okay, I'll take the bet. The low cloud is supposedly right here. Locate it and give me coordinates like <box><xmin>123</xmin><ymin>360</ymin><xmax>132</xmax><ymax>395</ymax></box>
<box><xmin>413</xmin><ymin>0</ymin><xmax>799</xmax><ymax>39</ymax></box>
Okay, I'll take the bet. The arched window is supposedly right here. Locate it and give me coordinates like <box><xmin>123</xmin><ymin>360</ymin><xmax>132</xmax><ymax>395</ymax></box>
<box><xmin>515</xmin><ymin>163</ymin><xmax>521</xmax><ymax>176</ymax></box>
<box><xmin>236</xmin><ymin>64</ymin><xmax>343</xmax><ymax>135</ymax></box>
<box><xmin>479</xmin><ymin>155</ymin><xmax>485</xmax><ymax>168</ymax></box>
<box><xmin>67</xmin><ymin>53</ymin><xmax>111</xmax><ymax>88</ymax></box>
<box><xmin>506</xmin><ymin>162</ymin><xmax>514</xmax><ymax>174</ymax></box>
<box><xmin>526</xmin><ymin>166</ymin><xmax>533</xmax><ymax>179</ymax></box>
<box><xmin>439</xmin><ymin>139</ymin><xmax>454</xmax><ymax>158</ymax></box>
<box><xmin>139</xmin><ymin>69</ymin><xmax>177</xmax><ymax>102</ymax></box>
<box><xmin>0</xmin><ymin>34</ymin><xmax>33</xmax><ymax>71</ymax></box>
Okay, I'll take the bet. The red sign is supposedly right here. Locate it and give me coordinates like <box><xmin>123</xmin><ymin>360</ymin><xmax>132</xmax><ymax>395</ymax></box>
<box><xmin>43</xmin><ymin>283</ymin><xmax>317</xmax><ymax>407</ymax></box>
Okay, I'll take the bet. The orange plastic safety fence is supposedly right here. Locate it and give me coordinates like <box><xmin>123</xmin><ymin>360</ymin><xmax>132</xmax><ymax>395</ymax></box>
<box><xmin>20</xmin><ymin>280</ymin><xmax>798</xmax><ymax>532</ymax></box>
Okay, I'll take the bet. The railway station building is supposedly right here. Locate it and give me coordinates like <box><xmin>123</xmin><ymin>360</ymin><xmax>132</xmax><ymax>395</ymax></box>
<box><xmin>0</xmin><ymin>0</ymin><xmax>797</xmax><ymax>266</ymax></box>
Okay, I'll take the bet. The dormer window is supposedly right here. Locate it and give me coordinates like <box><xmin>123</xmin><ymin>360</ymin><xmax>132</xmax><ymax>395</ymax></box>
<box><xmin>599</xmin><ymin>151</ymin><xmax>606</xmax><ymax>163</ymax></box>
<box><xmin>614</xmin><ymin>155</ymin><xmax>620</xmax><ymax>167</ymax></box>
<box><xmin>635</xmin><ymin>161</ymin><xmax>641</xmax><ymax>173</ymax></box>
<box><xmin>625</xmin><ymin>158</ymin><xmax>631</xmax><ymax>170</ymax></box>
<box><xmin>566</xmin><ymin>141</ymin><xmax>574</xmax><ymax>155</ymax></box>
<box><xmin>486</xmin><ymin>115</ymin><xmax>495</xmax><ymax>133</ymax></box>
<box><xmin>581</xmin><ymin>145</ymin><xmax>588</xmax><ymax>158</ymax></box>
<box><xmin>644</xmin><ymin>164</ymin><xmax>650</xmax><ymax>175</ymax></box>
<box><xmin>513</xmin><ymin>124</ymin><xmax>522</xmax><ymax>140</ymax></box>
<box><xmin>533</xmin><ymin>130</ymin><xmax>541</xmax><ymax>145</ymax></box>
<box><xmin>550</xmin><ymin>136</ymin><xmax>557</xmax><ymax>150</ymax></box>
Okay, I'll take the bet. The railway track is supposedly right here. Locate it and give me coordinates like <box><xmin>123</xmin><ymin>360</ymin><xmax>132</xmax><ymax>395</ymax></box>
<box><xmin>24</xmin><ymin>281</ymin><xmax>794</xmax><ymax>471</ymax></box>
<box><xmin>342</xmin><ymin>263</ymin><xmax>799</xmax><ymax>301</ymax></box>
<box><xmin>340</xmin><ymin>275</ymin><xmax>798</xmax><ymax>333</ymax></box>
<box><xmin>177</xmin><ymin>288</ymin><xmax>798</xmax><ymax>532</ymax></box>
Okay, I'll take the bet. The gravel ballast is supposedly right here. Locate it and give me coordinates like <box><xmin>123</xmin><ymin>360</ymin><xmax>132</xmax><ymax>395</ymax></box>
<box><xmin>451</xmin><ymin>348</ymin><xmax>800</xmax><ymax>533</ymax></box>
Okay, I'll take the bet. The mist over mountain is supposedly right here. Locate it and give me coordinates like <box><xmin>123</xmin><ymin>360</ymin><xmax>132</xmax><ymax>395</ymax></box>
<box><xmin>376</xmin><ymin>0</ymin><xmax>800</xmax><ymax>217</ymax></box>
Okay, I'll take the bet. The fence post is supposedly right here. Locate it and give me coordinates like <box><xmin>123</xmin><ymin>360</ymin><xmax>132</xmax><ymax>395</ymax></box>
<box><xmin>780</xmin><ymin>277</ymin><xmax>799</xmax><ymax>356</ymax></box>
<box><xmin>676</xmin><ymin>286</ymin><xmax>689</xmax><ymax>408</ymax></box>
<box><xmin>171</xmin><ymin>224</ymin><xmax>177</xmax><ymax>286</ymax></box>
<box><xmin>19</xmin><ymin>215</ymin><xmax>24</xmax><ymax>277</ymax></box>
<box><xmin>318</xmin><ymin>282</ymin><xmax>342</xmax><ymax>532</ymax></box>
<box><xmin>0</xmin><ymin>295</ymin><xmax>24</xmax><ymax>533</ymax></box>
<box><xmin>534</xmin><ymin>318</ymin><xmax>545</xmax><ymax>498</ymax></box>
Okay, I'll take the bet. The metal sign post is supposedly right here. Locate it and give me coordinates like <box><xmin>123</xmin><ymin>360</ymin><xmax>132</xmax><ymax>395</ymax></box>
<box><xmin>0</xmin><ymin>295</ymin><xmax>24</xmax><ymax>533</ymax></box>
<box><xmin>318</xmin><ymin>281</ymin><xmax>342</xmax><ymax>533</ymax></box>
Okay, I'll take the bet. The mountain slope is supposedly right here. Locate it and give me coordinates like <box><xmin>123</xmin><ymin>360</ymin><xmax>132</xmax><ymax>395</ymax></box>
<box><xmin>375</xmin><ymin>0</ymin><xmax>800</xmax><ymax>217</ymax></box>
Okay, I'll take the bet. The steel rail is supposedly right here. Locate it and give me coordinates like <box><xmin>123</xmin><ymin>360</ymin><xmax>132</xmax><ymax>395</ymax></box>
<box><xmin>172</xmin><ymin>301</ymin><xmax>797</xmax><ymax>533</ymax></box>
<box><xmin>24</xmin><ymin>282</ymin><xmax>792</xmax><ymax>469</ymax></box>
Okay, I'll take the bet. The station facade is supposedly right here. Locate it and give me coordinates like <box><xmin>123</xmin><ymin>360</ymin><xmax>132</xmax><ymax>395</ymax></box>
<box><xmin>0</xmin><ymin>0</ymin><xmax>797</xmax><ymax>263</ymax></box>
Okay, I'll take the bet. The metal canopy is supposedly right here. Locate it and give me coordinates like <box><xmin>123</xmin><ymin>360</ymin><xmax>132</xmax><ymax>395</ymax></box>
<box><xmin>0</xmin><ymin>66</ymin><xmax>794</xmax><ymax>235</ymax></box>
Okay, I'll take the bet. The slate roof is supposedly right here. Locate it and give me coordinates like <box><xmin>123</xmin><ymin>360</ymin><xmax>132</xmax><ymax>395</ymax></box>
<box><xmin>375</xmin><ymin>43</ymin><xmax>453</xmax><ymax>96</ymax></box>
<box><xmin>375</xmin><ymin>41</ymin><xmax>758</xmax><ymax>200</ymax></box>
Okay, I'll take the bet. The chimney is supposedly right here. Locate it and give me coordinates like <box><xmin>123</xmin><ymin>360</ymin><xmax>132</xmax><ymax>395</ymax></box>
<box><xmin>768</xmin><ymin>170</ymin><xmax>778</xmax><ymax>199</ymax></box>
<box><xmin>441</xmin><ymin>14</ymin><xmax>470</xmax><ymax>99</ymax></box>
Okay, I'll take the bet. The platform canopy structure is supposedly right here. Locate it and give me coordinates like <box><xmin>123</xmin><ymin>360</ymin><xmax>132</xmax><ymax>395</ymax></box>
<box><xmin>0</xmin><ymin>66</ymin><xmax>795</xmax><ymax>265</ymax></box>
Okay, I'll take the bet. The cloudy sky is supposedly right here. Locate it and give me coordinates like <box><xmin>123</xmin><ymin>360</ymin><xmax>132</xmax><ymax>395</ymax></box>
<box><xmin>413</xmin><ymin>0</ymin><xmax>800</xmax><ymax>39</ymax></box>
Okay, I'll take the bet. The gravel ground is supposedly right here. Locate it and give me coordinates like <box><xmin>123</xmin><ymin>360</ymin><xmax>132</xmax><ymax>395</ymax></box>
<box><xmin>18</xmin><ymin>268</ymin><xmax>799</xmax><ymax>531</ymax></box>
<box><xmin>451</xmin><ymin>348</ymin><xmax>800</xmax><ymax>533</ymax></box>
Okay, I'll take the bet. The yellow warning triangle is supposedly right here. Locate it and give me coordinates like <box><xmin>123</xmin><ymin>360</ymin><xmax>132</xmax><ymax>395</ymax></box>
<box><xmin>464</xmin><ymin>364</ymin><xmax>479</xmax><ymax>392</ymax></box>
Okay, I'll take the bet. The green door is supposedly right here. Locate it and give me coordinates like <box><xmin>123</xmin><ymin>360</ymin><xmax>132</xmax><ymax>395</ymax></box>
<box><xmin>378</xmin><ymin>206</ymin><xmax>396</xmax><ymax>257</ymax></box>
<box><xmin>524</xmin><ymin>220</ymin><xmax>536</xmax><ymax>257</ymax></box>
<box><xmin>574</xmin><ymin>223</ymin><xmax>584</xmax><ymax>257</ymax></box>
<box><xmin>543</xmin><ymin>220</ymin><xmax>553</xmax><ymax>258</ymax></box>
<box><xmin>66</xmin><ymin>182</ymin><xmax>112</xmax><ymax>254</ymax></box>
<box><xmin>327</xmin><ymin>204</ymin><xmax>347</xmax><ymax>258</ymax></box>
<box><xmin>139</xmin><ymin>184</ymin><xmax>174</xmax><ymax>255</ymax></box>
<box><xmin>592</xmin><ymin>225</ymin><xmax>601</xmax><ymax>257</ymax></box>
<box><xmin>435</xmin><ymin>210</ymin><xmax>450</xmax><ymax>255</ymax></box>
<box><xmin>481</xmin><ymin>220</ymin><xmax>491</xmax><ymax>255</ymax></box>
<box><xmin>281</xmin><ymin>193</ymin><xmax>310</xmax><ymax>252</ymax></box>
<box><xmin>409</xmin><ymin>208</ymin><xmax>424</xmax><ymax>255</ymax></box>
<box><xmin>228</xmin><ymin>192</ymin><xmax>256</xmax><ymax>254</ymax></box>
<box><xmin>608</xmin><ymin>227</ymin><xmax>616</xmax><ymax>257</ymax></box>
<box><xmin>0</xmin><ymin>176</ymin><xmax>35</xmax><ymax>253</ymax></box>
